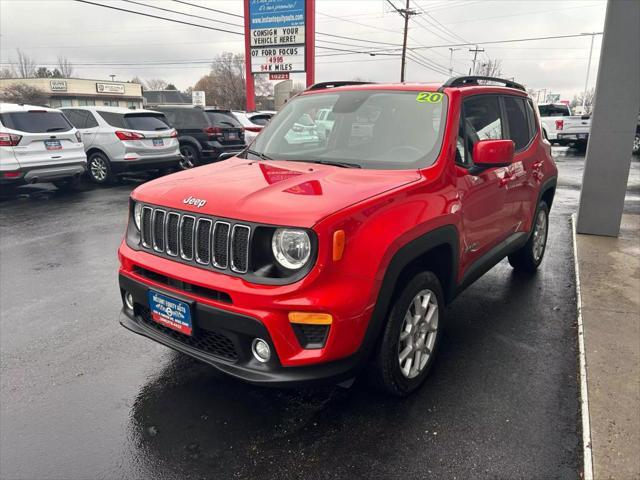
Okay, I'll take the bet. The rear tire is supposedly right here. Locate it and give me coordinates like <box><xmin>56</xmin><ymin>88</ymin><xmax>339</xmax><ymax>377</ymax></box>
<box><xmin>87</xmin><ymin>152</ymin><xmax>115</xmax><ymax>185</ymax></box>
<box><xmin>369</xmin><ymin>271</ymin><xmax>444</xmax><ymax>396</ymax></box>
<box><xmin>179</xmin><ymin>144</ymin><xmax>200</xmax><ymax>169</ymax></box>
<box><xmin>632</xmin><ymin>132</ymin><xmax>640</xmax><ymax>156</ymax></box>
<box><xmin>508</xmin><ymin>201</ymin><xmax>549</xmax><ymax>272</ymax></box>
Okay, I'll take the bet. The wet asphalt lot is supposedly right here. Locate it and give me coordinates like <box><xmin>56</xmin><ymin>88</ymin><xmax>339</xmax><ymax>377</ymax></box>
<box><xmin>1</xmin><ymin>148</ymin><xmax>638</xmax><ymax>480</ymax></box>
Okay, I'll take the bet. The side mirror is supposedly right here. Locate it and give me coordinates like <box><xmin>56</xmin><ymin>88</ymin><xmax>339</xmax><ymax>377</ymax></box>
<box><xmin>471</xmin><ymin>139</ymin><xmax>514</xmax><ymax>173</ymax></box>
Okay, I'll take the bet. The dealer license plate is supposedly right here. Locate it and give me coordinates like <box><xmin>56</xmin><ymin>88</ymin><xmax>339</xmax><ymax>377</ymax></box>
<box><xmin>577</xmin><ymin>134</ymin><xmax>588</xmax><ymax>140</ymax></box>
<box><xmin>44</xmin><ymin>139</ymin><xmax>62</xmax><ymax>150</ymax></box>
<box><xmin>152</xmin><ymin>138</ymin><xmax>164</xmax><ymax>147</ymax></box>
<box><xmin>227</xmin><ymin>132</ymin><xmax>238</xmax><ymax>140</ymax></box>
<box><xmin>148</xmin><ymin>290</ymin><xmax>192</xmax><ymax>335</ymax></box>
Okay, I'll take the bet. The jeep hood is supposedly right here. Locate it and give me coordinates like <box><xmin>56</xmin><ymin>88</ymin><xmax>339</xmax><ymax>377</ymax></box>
<box><xmin>132</xmin><ymin>158</ymin><xmax>421</xmax><ymax>227</ymax></box>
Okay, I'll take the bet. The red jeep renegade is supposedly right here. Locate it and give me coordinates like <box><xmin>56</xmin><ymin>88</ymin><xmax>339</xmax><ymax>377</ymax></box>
<box><xmin>118</xmin><ymin>76</ymin><xmax>557</xmax><ymax>396</ymax></box>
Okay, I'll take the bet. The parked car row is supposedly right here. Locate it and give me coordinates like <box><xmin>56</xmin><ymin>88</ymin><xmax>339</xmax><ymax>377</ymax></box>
<box><xmin>0</xmin><ymin>102</ymin><xmax>276</xmax><ymax>192</ymax></box>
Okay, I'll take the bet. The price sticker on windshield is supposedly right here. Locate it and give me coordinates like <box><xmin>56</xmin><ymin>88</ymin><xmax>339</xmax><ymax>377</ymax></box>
<box><xmin>416</xmin><ymin>92</ymin><xmax>443</xmax><ymax>103</ymax></box>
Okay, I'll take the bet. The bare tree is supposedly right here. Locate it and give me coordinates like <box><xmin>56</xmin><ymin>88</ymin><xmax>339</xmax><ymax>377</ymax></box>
<box><xmin>570</xmin><ymin>88</ymin><xmax>596</xmax><ymax>114</ymax></box>
<box><xmin>145</xmin><ymin>78</ymin><xmax>169</xmax><ymax>91</ymax></box>
<box><xmin>56</xmin><ymin>55</ymin><xmax>74</xmax><ymax>78</ymax></box>
<box><xmin>15</xmin><ymin>49</ymin><xmax>36</xmax><ymax>78</ymax></box>
<box><xmin>1</xmin><ymin>83</ymin><xmax>48</xmax><ymax>105</ymax></box>
<box><xmin>0</xmin><ymin>67</ymin><xmax>17</xmax><ymax>79</ymax></box>
<box><xmin>475</xmin><ymin>59</ymin><xmax>503</xmax><ymax>78</ymax></box>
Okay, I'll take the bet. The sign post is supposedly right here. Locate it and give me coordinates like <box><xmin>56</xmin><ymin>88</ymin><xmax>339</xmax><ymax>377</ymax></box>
<box><xmin>244</xmin><ymin>0</ymin><xmax>313</xmax><ymax>110</ymax></box>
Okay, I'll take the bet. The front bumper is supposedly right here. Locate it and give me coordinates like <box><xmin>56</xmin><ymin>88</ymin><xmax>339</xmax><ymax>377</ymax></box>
<box><xmin>119</xmin><ymin>273</ymin><xmax>361</xmax><ymax>386</ymax></box>
<box><xmin>111</xmin><ymin>155</ymin><xmax>183</xmax><ymax>173</ymax></box>
<box><xmin>0</xmin><ymin>162</ymin><xmax>86</xmax><ymax>186</ymax></box>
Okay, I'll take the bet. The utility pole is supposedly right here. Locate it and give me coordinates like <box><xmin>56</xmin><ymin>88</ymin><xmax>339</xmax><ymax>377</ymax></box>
<box><xmin>388</xmin><ymin>0</ymin><xmax>417</xmax><ymax>82</ymax></box>
<box><xmin>448</xmin><ymin>47</ymin><xmax>460</xmax><ymax>75</ymax></box>
<box><xmin>581</xmin><ymin>32</ymin><xmax>597</xmax><ymax>110</ymax></box>
<box><xmin>468</xmin><ymin>45</ymin><xmax>484</xmax><ymax>75</ymax></box>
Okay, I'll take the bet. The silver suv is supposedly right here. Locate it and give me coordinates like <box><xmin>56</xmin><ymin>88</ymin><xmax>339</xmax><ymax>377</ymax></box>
<box><xmin>0</xmin><ymin>103</ymin><xmax>86</xmax><ymax>191</ymax></box>
<box><xmin>62</xmin><ymin>107</ymin><xmax>181</xmax><ymax>184</ymax></box>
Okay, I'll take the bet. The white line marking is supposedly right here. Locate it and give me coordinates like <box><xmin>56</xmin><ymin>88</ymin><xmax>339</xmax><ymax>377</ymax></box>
<box><xmin>572</xmin><ymin>213</ymin><xmax>594</xmax><ymax>480</ymax></box>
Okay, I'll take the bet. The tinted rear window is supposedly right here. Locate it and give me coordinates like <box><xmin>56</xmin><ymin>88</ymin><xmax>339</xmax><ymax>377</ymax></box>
<box><xmin>205</xmin><ymin>111</ymin><xmax>242</xmax><ymax>128</ymax></box>
<box><xmin>538</xmin><ymin>104</ymin><xmax>570</xmax><ymax>117</ymax></box>
<box><xmin>0</xmin><ymin>111</ymin><xmax>72</xmax><ymax>133</ymax></box>
<box><xmin>124</xmin><ymin>114</ymin><xmax>170</xmax><ymax>131</ymax></box>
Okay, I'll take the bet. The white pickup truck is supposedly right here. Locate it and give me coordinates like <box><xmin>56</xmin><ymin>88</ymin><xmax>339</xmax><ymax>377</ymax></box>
<box><xmin>538</xmin><ymin>103</ymin><xmax>590</xmax><ymax>149</ymax></box>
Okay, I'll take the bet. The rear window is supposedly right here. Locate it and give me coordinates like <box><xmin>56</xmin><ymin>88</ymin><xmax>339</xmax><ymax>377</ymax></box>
<box><xmin>97</xmin><ymin>111</ymin><xmax>170</xmax><ymax>131</ymax></box>
<box><xmin>154</xmin><ymin>107</ymin><xmax>206</xmax><ymax>129</ymax></box>
<box><xmin>205</xmin><ymin>111</ymin><xmax>242</xmax><ymax>128</ymax></box>
<box><xmin>0</xmin><ymin>111</ymin><xmax>72</xmax><ymax>133</ymax></box>
<box><xmin>124</xmin><ymin>114</ymin><xmax>170</xmax><ymax>131</ymax></box>
<box><xmin>538</xmin><ymin>104</ymin><xmax>571</xmax><ymax>117</ymax></box>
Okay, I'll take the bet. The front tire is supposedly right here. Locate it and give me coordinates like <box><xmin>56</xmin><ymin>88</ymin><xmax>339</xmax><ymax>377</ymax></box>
<box><xmin>87</xmin><ymin>152</ymin><xmax>115</xmax><ymax>185</ymax></box>
<box><xmin>370</xmin><ymin>271</ymin><xmax>444</xmax><ymax>396</ymax></box>
<box><xmin>508</xmin><ymin>201</ymin><xmax>549</xmax><ymax>272</ymax></box>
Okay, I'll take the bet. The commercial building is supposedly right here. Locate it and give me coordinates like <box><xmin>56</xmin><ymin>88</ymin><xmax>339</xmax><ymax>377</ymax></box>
<box><xmin>0</xmin><ymin>77</ymin><xmax>143</xmax><ymax>109</ymax></box>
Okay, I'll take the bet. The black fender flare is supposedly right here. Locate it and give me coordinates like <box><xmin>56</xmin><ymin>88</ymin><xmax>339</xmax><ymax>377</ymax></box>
<box><xmin>177</xmin><ymin>136</ymin><xmax>203</xmax><ymax>154</ymax></box>
<box><xmin>355</xmin><ymin>225</ymin><xmax>459</xmax><ymax>364</ymax></box>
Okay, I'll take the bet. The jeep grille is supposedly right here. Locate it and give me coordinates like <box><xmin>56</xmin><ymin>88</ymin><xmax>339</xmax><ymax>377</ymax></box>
<box><xmin>140</xmin><ymin>205</ymin><xmax>250</xmax><ymax>275</ymax></box>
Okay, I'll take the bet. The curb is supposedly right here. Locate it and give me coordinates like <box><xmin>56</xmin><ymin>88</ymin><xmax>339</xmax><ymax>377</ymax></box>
<box><xmin>572</xmin><ymin>213</ymin><xmax>594</xmax><ymax>480</ymax></box>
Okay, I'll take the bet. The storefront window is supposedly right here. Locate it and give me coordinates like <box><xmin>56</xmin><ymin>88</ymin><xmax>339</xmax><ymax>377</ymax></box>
<box><xmin>77</xmin><ymin>99</ymin><xmax>96</xmax><ymax>106</ymax></box>
<box><xmin>102</xmin><ymin>100</ymin><xmax>120</xmax><ymax>107</ymax></box>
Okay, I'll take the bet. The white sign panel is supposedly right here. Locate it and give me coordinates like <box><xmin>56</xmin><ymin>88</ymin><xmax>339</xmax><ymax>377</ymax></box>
<box><xmin>49</xmin><ymin>80</ymin><xmax>67</xmax><ymax>92</ymax></box>
<box><xmin>251</xmin><ymin>26</ymin><xmax>305</xmax><ymax>47</ymax></box>
<box><xmin>192</xmin><ymin>91</ymin><xmax>206</xmax><ymax>106</ymax></box>
<box><xmin>96</xmin><ymin>83</ymin><xmax>125</xmax><ymax>94</ymax></box>
<box><xmin>251</xmin><ymin>46</ymin><xmax>305</xmax><ymax>74</ymax></box>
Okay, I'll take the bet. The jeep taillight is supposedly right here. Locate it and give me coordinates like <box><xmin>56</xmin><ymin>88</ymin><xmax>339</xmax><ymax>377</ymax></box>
<box><xmin>555</xmin><ymin>119</ymin><xmax>564</xmax><ymax>131</ymax></box>
<box><xmin>115</xmin><ymin>130</ymin><xmax>145</xmax><ymax>141</ymax></box>
<box><xmin>0</xmin><ymin>132</ymin><xmax>22</xmax><ymax>146</ymax></box>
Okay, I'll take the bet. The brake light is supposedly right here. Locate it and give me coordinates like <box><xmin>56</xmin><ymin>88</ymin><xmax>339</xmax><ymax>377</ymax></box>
<box><xmin>245</xmin><ymin>126</ymin><xmax>262</xmax><ymax>133</ymax></box>
<box><xmin>115</xmin><ymin>130</ymin><xmax>145</xmax><ymax>141</ymax></box>
<box><xmin>2</xmin><ymin>171</ymin><xmax>22</xmax><ymax>178</ymax></box>
<box><xmin>0</xmin><ymin>132</ymin><xmax>22</xmax><ymax>146</ymax></box>
<box><xmin>203</xmin><ymin>127</ymin><xmax>223</xmax><ymax>136</ymax></box>
<box><xmin>555</xmin><ymin>119</ymin><xmax>564</xmax><ymax>131</ymax></box>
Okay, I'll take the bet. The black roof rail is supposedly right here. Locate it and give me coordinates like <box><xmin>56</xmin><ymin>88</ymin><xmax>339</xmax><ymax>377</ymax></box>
<box><xmin>438</xmin><ymin>76</ymin><xmax>526</xmax><ymax>92</ymax></box>
<box><xmin>306</xmin><ymin>81</ymin><xmax>376</xmax><ymax>91</ymax></box>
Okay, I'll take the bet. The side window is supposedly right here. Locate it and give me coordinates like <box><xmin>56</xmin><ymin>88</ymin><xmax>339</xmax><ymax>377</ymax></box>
<box><xmin>503</xmin><ymin>96</ymin><xmax>531</xmax><ymax>151</ymax></box>
<box><xmin>525</xmin><ymin>99</ymin><xmax>538</xmax><ymax>140</ymax></box>
<box><xmin>97</xmin><ymin>111</ymin><xmax>126</xmax><ymax>128</ymax></box>
<box><xmin>84</xmin><ymin>111</ymin><xmax>99</xmax><ymax>128</ymax></box>
<box><xmin>63</xmin><ymin>109</ymin><xmax>85</xmax><ymax>129</ymax></box>
<box><xmin>459</xmin><ymin>95</ymin><xmax>503</xmax><ymax>165</ymax></box>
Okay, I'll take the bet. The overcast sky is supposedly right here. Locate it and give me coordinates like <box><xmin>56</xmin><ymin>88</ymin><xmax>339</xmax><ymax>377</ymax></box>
<box><xmin>0</xmin><ymin>0</ymin><xmax>607</xmax><ymax>100</ymax></box>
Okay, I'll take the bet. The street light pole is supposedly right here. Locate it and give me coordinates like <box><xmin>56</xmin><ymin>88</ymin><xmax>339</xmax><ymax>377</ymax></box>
<box><xmin>448</xmin><ymin>47</ymin><xmax>460</xmax><ymax>75</ymax></box>
<box><xmin>582</xmin><ymin>32</ymin><xmax>597</xmax><ymax>110</ymax></box>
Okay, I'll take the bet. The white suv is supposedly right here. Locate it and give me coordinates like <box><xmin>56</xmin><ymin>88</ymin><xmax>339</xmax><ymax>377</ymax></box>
<box><xmin>0</xmin><ymin>103</ymin><xmax>86</xmax><ymax>190</ymax></box>
<box><xmin>62</xmin><ymin>107</ymin><xmax>181</xmax><ymax>184</ymax></box>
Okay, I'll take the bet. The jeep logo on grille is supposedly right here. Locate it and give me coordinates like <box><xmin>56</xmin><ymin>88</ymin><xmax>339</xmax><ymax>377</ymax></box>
<box><xmin>183</xmin><ymin>196</ymin><xmax>207</xmax><ymax>208</ymax></box>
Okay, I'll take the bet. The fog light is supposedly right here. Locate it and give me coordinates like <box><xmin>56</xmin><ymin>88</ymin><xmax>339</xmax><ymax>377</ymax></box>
<box><xmin>124</xmin><ymin>292</ymin><xmax>134</xmax><ymax>310</ymax></box>
<box><xmin>251</xmin><ymin>338</ymin><xmax>271</xmax><ymax>363</ymax></box>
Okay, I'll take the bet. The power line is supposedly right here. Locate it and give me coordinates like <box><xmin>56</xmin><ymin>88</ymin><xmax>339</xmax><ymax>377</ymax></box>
<box><xmin>73</xmin><ymin>0</ymin><xmax>243</xmax><ymax>36</ymax></box>
<box><xmin>172</xmin><ymin>0</ymin><xmax>243</xmax><ymax>18</ymax></box>
<box><xmin>122</xmin><ymin>0</ymin><xmax>244</xmax><ymax>28</ymax></box>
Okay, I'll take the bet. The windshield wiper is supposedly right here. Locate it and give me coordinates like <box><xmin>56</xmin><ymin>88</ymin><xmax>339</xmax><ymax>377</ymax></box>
<box><xmin>46</xmin><ymin>127</ymin><xmax>67</xmax><ymax>132</ymax></box>
<box><xmin>245</xmin><ymin>149</ymin><xmax>273</xmax><ymax>161</ymax></box>
<box><xmin>304</xmin><ymin>159</ymin><xmax>361</xmax><ymax>168</ymax></box>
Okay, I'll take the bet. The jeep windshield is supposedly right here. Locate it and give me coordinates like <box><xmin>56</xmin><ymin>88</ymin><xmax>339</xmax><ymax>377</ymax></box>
<box><xmin>247</xmin><ymin>90</ymin><xmax>448</xmax><ymax>170</ymax></box>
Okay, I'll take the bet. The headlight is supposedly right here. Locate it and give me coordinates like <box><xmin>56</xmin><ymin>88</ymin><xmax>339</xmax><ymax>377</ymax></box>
<box><xmin>271</xmin><ymin>228</ymin><xmax>311</xmax><ymax>270</ymax></box>
<box><xmin>133</xmin><ymin>202</ymin><xmax>143</xmax><ymax>231</ymax></box>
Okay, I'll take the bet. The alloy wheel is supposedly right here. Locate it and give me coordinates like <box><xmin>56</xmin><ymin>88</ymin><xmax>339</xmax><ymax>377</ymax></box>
<box><xmin>398</xmin><ymin>289</ymin><xmax>439</xmax><ymax>379</ymax></box>
<box><xmin>633</xmin><ymin>134</ymin><xmax>640</xmax><ymax>154</ymax></box>
<box><xmin>90</xmin><ymin>156</ymin><xmax>108</xmax><ymax>182</ymax></box>
<box><xmin>179</xmin><ymin>147</ymin><xmax>195</xmax><ymax>169</ymax></box>
<box><xmin>532</xmin><ymin>209</ymin><xmax>548</xmax><ymax>262</ymax></box>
